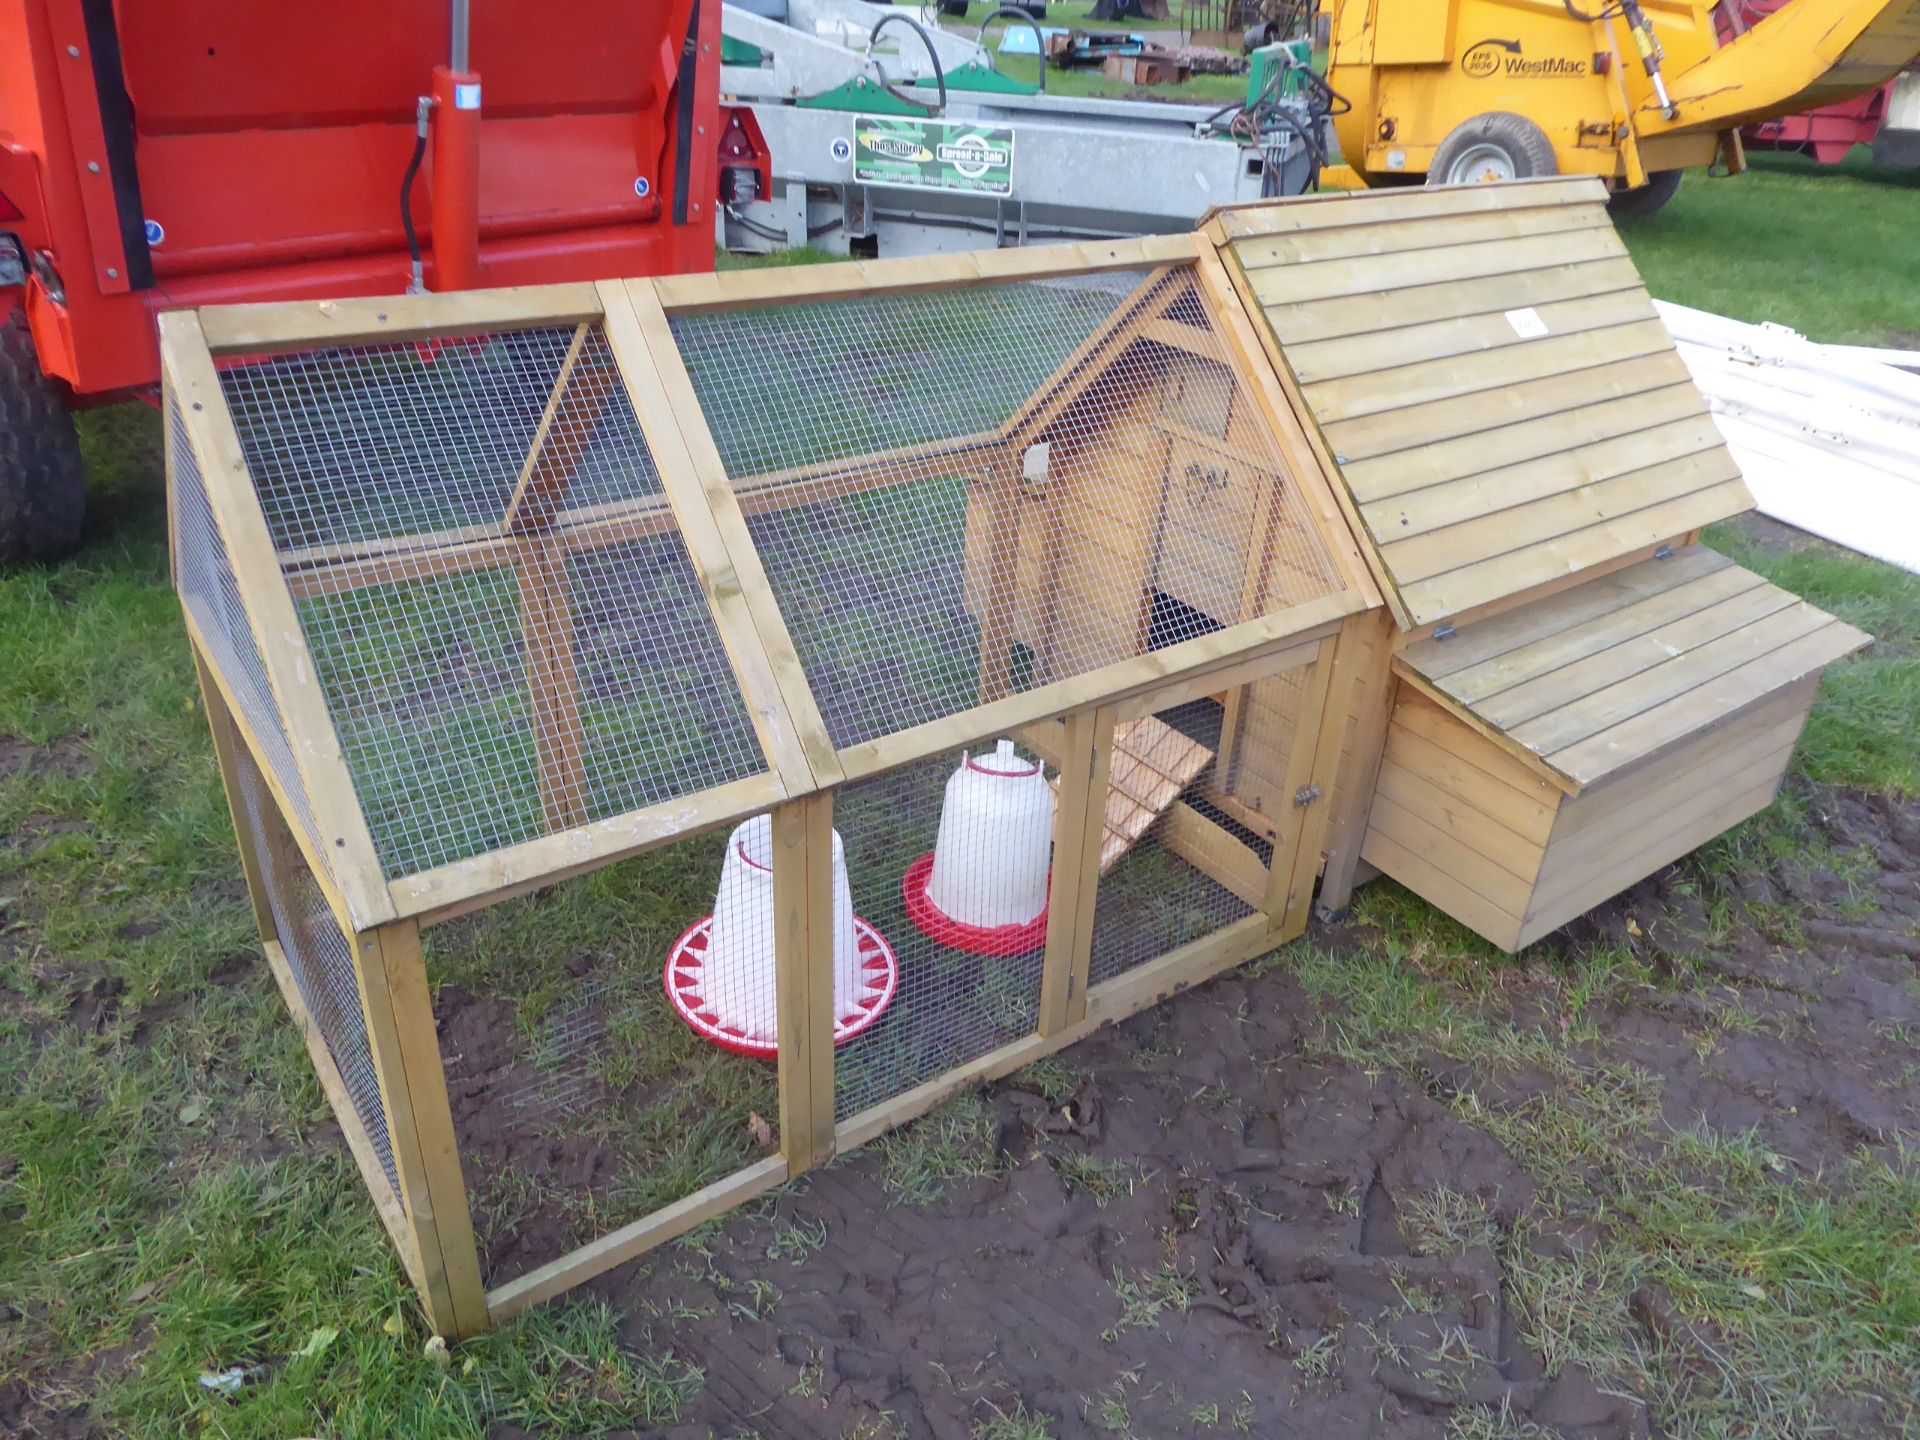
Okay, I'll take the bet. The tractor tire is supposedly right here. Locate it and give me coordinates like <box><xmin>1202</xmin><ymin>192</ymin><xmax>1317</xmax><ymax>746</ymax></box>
<box><xmin>1607</xmin><ymin>168</ymin><xmax>1683</xmax><ymax>219</ymax></box>
<box><xmin>1427</xmin><ymin>112</ymin><xmax>1559</xmax><ymax>187</ymax></box>
<box><xmin>0</xmin><ymin>312</ymin><xmax>85</xmax><ymax>567</ymax></box>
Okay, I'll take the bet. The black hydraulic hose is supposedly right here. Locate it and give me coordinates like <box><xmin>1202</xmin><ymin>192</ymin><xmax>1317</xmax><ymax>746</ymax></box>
<box><xmin>977</xmin><ymin>5</ymin><xmax>1047</xmax><ymax>93</ymax></box>
<box><xmin>1209</xmin><ymin>54</ymin><xmax>1346</xmax><ymax>193</ymax></box>
<box><xmin>401</xmin><ymin>97</ymin><xmax>430</xmax><ymax>291</ymax></box>
<box><xmin>724</xmin><ymin>206</ymin><xmax>844</xmax><ymax>243</ymax></box>
<box><xmin>867</xmin><ymin>12</ymin><xmax>949</xmax><ymax>113</ymax></box>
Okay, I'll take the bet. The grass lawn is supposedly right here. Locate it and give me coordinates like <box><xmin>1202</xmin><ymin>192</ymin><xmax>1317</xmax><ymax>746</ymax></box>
<box><xmin>1619</xmin><ymin>150</ymin><xmax>1920</xmax><ymax>345</ymax></box>
<box><xmin>3</xmin><ymin>158</ymin><xmax>1918</xmax><ymax>1436</ymax></box>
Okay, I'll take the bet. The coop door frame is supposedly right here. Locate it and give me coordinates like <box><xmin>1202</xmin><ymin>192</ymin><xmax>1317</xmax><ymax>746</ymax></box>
<box><xmin>825</xmin><ymin>609</ymin><xmax>1372</xmax><ymax>1155</ymax></box>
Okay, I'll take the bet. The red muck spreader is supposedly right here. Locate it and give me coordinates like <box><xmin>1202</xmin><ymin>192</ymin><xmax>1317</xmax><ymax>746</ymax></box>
<box><xmin>0</xmin><ymin>0</ymin><xmax>726</xmax><ymax>562</ymax></box>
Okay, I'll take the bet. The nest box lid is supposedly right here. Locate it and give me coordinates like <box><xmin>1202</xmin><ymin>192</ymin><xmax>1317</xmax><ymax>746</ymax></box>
<box><xmin>1212</xmin><ymin>176</ymin><xmax>1755</xmax><ymax>631</ymax></box>
<box><xmin>1393</xmin><ymin>544</ymin><xmax>1869</xmax><ymax>795</ymax></box>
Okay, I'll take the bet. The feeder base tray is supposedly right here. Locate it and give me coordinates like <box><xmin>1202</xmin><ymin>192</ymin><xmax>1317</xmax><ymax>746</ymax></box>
<box><xmin>903</xmin><ymin>852</ymin><xmax>1050</xmax><ymax>956</ymax></box>
<box><xmin>664</xmin><ymin>917</ymin><xmax>897</xmax><ymax>1059</ymax></box>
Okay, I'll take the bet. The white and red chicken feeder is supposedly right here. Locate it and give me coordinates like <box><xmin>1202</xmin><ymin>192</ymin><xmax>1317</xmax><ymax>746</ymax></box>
<box><xmin>666</xmin><ymin>815</ymin><xmax>896</xmax><ymax>1059</ymax></box>
<box><xmin>904</xmin><ymin>739</ymin><xmax>1055</xmax><ymax>956</ymax></box>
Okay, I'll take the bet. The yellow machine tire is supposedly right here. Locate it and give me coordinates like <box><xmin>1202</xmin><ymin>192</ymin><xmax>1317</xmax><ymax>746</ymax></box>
<box><xmin>1427</xmin><ymin>112</ymin><xmax>1559</xmax><ymax>187</ymax></box>
<box><xmin>1606</xmin><ymin>169</ymin><xmax>1684</xmax><ymax>219</ymax></box>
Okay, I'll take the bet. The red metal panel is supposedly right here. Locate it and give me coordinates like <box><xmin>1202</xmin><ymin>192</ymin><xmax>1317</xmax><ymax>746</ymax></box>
<box><xmin>10</xmin><ymin>0</ymin><xmax>718</xmax><ymax>397</ymax></box>
<box><xmin>44</xmin><ymin>2</ymin><xmax>129</xmax><ymax>295</ymax></box>
<box><xmin>112</xmin><ymin>1</ymin><xmax>689</xmax><ymax>127</ymax></box>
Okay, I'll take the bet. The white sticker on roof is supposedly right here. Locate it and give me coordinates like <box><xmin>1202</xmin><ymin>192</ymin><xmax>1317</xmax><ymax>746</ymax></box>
<box><xmin>1506</xmin><ymin>307</ymin><xmax>1550</xmax><ymax>339</ymax></box>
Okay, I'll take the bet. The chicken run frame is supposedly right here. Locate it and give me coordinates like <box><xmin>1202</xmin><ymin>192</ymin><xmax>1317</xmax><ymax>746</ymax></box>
<box><xmin>162</xmin><ymin>180</ymin><xmax>1868</xmax><ymax>1337</ymax></box>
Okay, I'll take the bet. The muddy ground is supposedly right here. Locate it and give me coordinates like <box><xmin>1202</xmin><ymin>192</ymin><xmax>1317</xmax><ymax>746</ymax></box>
<box><xmin>461</xmin><ymin>782</ymin><xmax>1919</xmax><ymax>1440</ymax></box>
<box><xmin>7</xmin><ymin>761</ymin><xmax>1917</xmax><ymax>1440</ymax></box>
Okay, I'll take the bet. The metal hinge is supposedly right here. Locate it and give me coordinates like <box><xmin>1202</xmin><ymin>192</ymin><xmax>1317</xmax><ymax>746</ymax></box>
<box><xmin>1655</xmin><ymin>544</ymin><xmax>1673</xmax><ymax>560</ymax></box>
<box><xmin>1432</xmin><ymin>622</ymin><xmax>1456</xmax><ymax>642</ymax></box>
<box><xmin>1294</xmin><ymin>784</ymin><xmax>1322</xmax><ymax>808</ymax></box>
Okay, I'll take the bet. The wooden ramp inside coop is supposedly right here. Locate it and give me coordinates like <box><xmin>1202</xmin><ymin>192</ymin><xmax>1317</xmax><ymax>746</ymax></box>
<box><xmin>1053</xmin><ymin>715</ymin><xmax>1215</xmax><ymax>872</ymax></box>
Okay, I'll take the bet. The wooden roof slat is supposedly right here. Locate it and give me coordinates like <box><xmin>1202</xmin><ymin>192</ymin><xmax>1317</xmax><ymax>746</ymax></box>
<box><xmin>1380</xmin><ymin>446</ymin><xmax>1743</xmax><ymax>586</ymax></box>
<box><xmin>1211</xmin><ymin>175</ymin><xmax>1605</xmax><ymax>239</ymax></box>
<box><xmin>1322</xmin><ymin>351</ymin><xmax>1692</xmax><ymax>465</ymax></box>
<box><xmin>1256</xmin><ymin>256</ymin><xmax>1645</xmax><ymax>348</ymax></box>
<box><xmin>1221</xmin><ymin>181</ymin><xmax>1754</xmax><ymax>628</ymax></box>
<box><xmin>1232</xmin><ymin>202</ymin><xmax>1608</xmax><ymax>271</ymax></box>
<box><xmin>1289</xmin><ymin>286</ymin><xmax>1655</xmax><ymax>387</ymax></box>
<box><xmin>1376</xmin><ymin>413</ymin><xmax>1726</xmax><ymax>537</ymax></box>
<box><xmin>1341</xmin><ymin>380</ymin><xmax>1705</xmax><ymax>503</ymax></box>
<box><xmin>1473</xmin><ymin>583</ymin><xmax>1803</xmax><ymax>729</ymax></box>
<box><xmin>1394</xmin><ymin>547</ymin><xmax>1870</xmax><ymax>791</ymax></box>
<box><xmin>1247</xmin><ymin>226</ymin><xmax>1627</xmax><ymax>309</ymax></box>
<box><xmin>1400</xmin><ymin>547</ymin><xmax>1733</xmax><ymax>679</ymax></box>
<box><xmin>1396</xmin><ymin>479</ymin><xmax>1752</xmax><ymax>625</ymax></box>
<box><xmin>1305</xmin><ymin>316</ymin><xmax>1676</xmax><ymax>427</ymax></box>
<box><xmin>1508</xmin><ymin>601</ymin><xmax>1839</xmax><ymax>756</ymax></box>
<box><xmin>1434</xmin><ymin>562</ymin><xmax>1759</xmax><ymax>701</ymax></box>
<box><xmin>1549</xmin><ymin>623</ymin><xmax>1869</xmax><ymax>785</ymax></box>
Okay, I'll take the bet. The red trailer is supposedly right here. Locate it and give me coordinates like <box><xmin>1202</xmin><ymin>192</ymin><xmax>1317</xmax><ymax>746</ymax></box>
<box><xmin>1719</xmin><ymin>0</ymin><xmax>1906</xmax><ymax>163</ymax></box>
<box><xmin>0</xmin><ymin>0</ymin><xmax>723</xmax><ymax>563</ymax></box>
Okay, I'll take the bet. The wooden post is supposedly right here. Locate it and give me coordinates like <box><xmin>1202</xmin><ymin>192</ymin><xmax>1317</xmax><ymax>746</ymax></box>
<box><xmin>352</xmin><ymin>920</ymin><xmax>488</xmax><ymax>1338</ymax></box>
<box><xmin>1261</xmin><ymin>636</ymin><xmax>1339</xmax><ymax>937</ymax></box>
<box><xmin>598</xmin><ymin>278</ymin><xmax>843</xmax><ymax>794</ymax></box>
<box><xmin>158</xmin><ymin>315</ymin><xmax>397</xmax><ymax>933</ymax></box>
<box><xmin>501</xmin><ymin>324</ymin><xmax>617</xmax><ymax>833</ymax></box>
<box><xmin>1038</xmin><ymin>705</ymin><xmax>1117</xmax><ymax>1034</ymax></box>
<box><xmin>774</xmin><ymin>793</ymin><xmax>837</xmax><ymax>1175</ymax></box>
<box><xmin>1315</xmin><ymin>609</ymin><xmax>1397</xmax><ymax>916</ymax></box>
<box><xmin>975</xmin><ymin>451</ymin><xmax>1024</xmax><ymax>705</ymax></box>
<box><xmin>514</xmin><ymin>534</ymin><xmax>591</xmax><ymax>830</ymax></box>
<box><xmin>1264</xmin><ymin>613</ymin><xmax>1375</xmax><ymax>940</ymax></box>
<box><xmin>503</xmin><ymin>324</ymin><xmax>595</xmax><ymax>532</ymax></box>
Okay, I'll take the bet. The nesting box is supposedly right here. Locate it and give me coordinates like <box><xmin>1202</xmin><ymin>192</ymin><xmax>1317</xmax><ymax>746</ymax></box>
<box><xmin>161</xmin><ymin>242</ymin><xmax>1378</xmax><ymax>1337</ymax></box>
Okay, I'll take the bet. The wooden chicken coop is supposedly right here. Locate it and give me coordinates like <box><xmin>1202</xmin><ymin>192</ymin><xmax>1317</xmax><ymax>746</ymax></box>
<box><xmin>1201</xmin><ymin>176</ymin><xmax>1870</xmax><ymax>948</ymax></box>
<box><xmin>163</xmin><ymin>177</ymin><xmax>1867</xmax><ymax>1337</ymax></box>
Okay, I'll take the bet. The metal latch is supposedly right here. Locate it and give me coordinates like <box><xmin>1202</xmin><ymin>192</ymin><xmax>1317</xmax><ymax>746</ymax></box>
<box><xmin>1294</xmin><ymin>784</ymin><xmax>1322</xmax><ymax>808</ymax></box>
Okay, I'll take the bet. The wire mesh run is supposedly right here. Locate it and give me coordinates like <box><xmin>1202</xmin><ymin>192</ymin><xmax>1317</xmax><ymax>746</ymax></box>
<box><xmin>221</xmin><ymin>326</ymin><xmax>659</xmax><ymax>551</ymax></box>
<box><xmin>170</xmin><ymin>396</ymin><xmax>326</xmax><ymax>870</ymax></box>
<box><xmin>229</xmin><ymin>736</ymin><xmax>401</xmax><ymax>1200</ymax></box>
<box><xmin>670</xmin><ymin>270</ymin><xmax>1346</xmax><ymax>751</ymax></box>
<box><xmin>431</xmin><ymin>829</ymin><xmax>782</xmax><ymax>1285</ymax></box>
<box><xmin>1085</xmin><ymin>697</ymin><xmax>1265</xmax><ymax>989</ymax></box>
<box><xmin>833</xmin><ymin>746</ymin><xmax>1053</xmax><ymax>1120</ymax></box>
<box><xmin>214</xmin><ymin>325</ymin><xmax>767</xmax><ymax>879</ymax></box>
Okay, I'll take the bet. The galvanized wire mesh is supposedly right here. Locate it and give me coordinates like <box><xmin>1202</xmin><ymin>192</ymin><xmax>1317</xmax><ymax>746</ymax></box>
<box><xmin>1085</xmin><ymin>697</ymin><xmax>1263</xmax><ymax>989</ymax></box>
<box><xmin>670</xmin><ymin>269</ymin><xmax>1346</xmax><ymax>751</ymax></box>
<box><xmin>1220</xmin><ymin>664</ymin><xmax>1312</xmax><ymax>832</ymax></box>
<box><xmin>213</xmin><ymin>326</ymin><xmax>766</xmax><ymax>879</ymax></box>
<box><xmin>169</xmin><ymin>395</ymin><xmax>326</xmax><ymax>869</ymax></box>
<box><xmin>430</xmin><ymin>830</ymin><xmax>779</xmax><ymax>1284</ymax></box>
<box><xmin>229</xmin><ymin>736</ymin><xmax>401</xmax><ymax>1200</ymax></box>
<box><xmin>833</xmin><ymin>747</ymin><xmax>1051</xmax><ymax>1120</ymax></box>
<box><xmin>221</xmin><ymin>327</ymin><xmax>660</xmax><ymax>551</ymax></box>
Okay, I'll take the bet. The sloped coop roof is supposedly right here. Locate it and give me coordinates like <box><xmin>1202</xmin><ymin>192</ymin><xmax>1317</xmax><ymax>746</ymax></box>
<box><xmin>1210</xmin><ymin>177</ymin><xmax>1756</xmax><ymax>630</ymax></box>
<box><xmin>160</xmin><ymin>241</ymin><xmax>1377</xmax><ymax>931</ymax></box>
